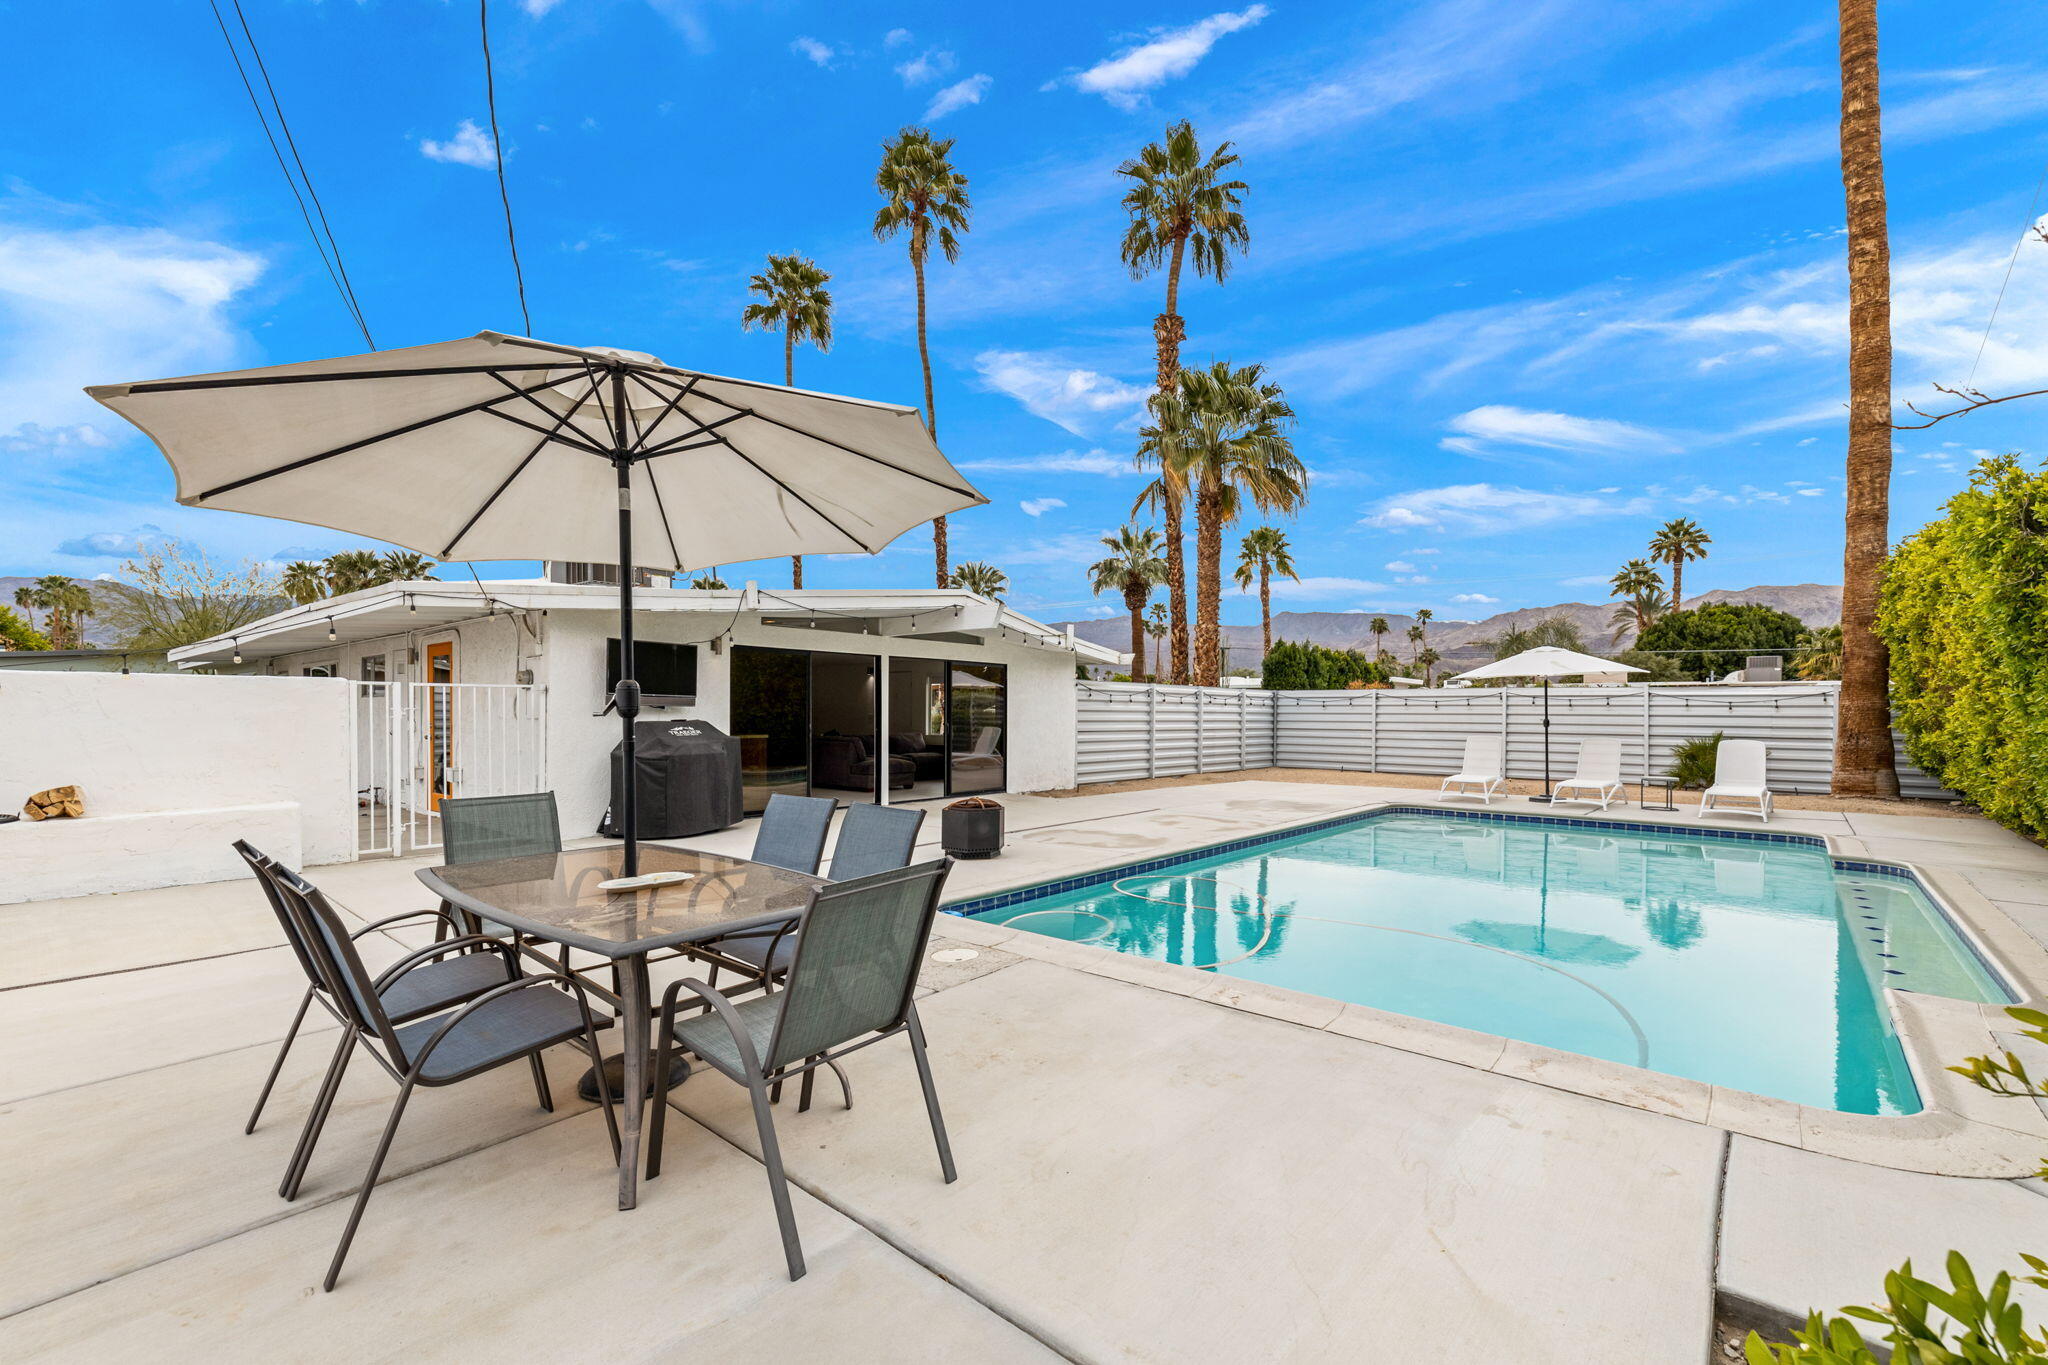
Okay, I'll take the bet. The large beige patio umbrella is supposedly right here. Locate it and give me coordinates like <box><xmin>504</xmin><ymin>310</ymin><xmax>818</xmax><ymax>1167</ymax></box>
<box><xmin>87</xmin><ymin>331</ymin><xmax>986</xmax><ymax>872</ymax></box>
<box><xmin>1451</xmin><ymin>645</ymin><xmax>1645</xmax><ymax>802</ymax></box>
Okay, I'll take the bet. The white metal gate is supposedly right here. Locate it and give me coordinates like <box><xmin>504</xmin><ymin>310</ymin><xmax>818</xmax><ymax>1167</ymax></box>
<box><xmin>351</xmin><ymin>681</ymin><xmax>547</xmax><ymax>857</ymax></box>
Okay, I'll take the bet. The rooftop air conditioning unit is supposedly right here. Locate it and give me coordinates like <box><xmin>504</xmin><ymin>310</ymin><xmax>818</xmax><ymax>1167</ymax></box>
<box><xmin>1743</xmin><ymin>655</ymin><xmax>1783</xmax><ymax>682</ymax></box>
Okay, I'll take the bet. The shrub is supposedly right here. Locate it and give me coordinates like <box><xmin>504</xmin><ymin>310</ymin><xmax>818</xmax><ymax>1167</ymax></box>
<box><xmin>1878</xmin><ymin>454</ymin><xmax>2048</xmax><ymax>842</ymax></box>
<box><xmin>1261</xmin><ymin>639</ymin><xmax>1387</xmax><ymax>690</ymax></box>
<box><xmin>0</xmin><ymin>605</ymin><xmax>52</xmax><ymax>651</ymax></box>
<box><xmin>1633</xmin><ymin>602</ymin><xmax>1809</xmax><ymax>680</ymax></box>
<box><xmin>1744</xmin><ymin>1250</ymin><xmax>2048</xmax><ymax>1363</ymax></box>
<box><xmin>1667</xmin><ymin>732</ymin><xmax>1722</xmax><ymax>789</ymax></box>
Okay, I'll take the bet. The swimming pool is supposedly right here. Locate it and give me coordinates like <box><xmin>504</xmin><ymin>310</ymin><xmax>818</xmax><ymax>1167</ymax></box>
<box><xmin>957</xmin><ymin>810</ymin><xmax>2010</xmax><ymax>1115</ymax></box>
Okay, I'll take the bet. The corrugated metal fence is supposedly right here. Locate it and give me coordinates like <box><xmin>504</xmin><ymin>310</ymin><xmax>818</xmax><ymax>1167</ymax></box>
<box><xmin>1075</xmin><ymin>681</ymin><xmax>1950</xmax><ymax>798</ymax></box>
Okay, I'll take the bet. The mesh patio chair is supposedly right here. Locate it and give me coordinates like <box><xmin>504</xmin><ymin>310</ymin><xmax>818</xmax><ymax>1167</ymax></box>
<box><xmin>699</xmin><ymin>804</ymin><xmax>931</xmax><ymax>989</ymax></box>
<box><xmin>438</xmin><ymin>792</ymin><xmax>563</xmax><ymax>938</ymax></box>
<box><xmin>232</xmin><ymin>841</ymin><xmax>519</xmax><ymax>1136</ymax></box>
<box><xmin>266</xmin><ymin>864</ymin><xmax>619</xmax><ymax>1292</ymax></box>
<box><xmin>749</xmin><ymin>793</ymin><xmax>837</xmax><ymax>875</ymax></box>
<box><xmin>646</xmin><ymin>859</ymin><xmax>957</xmax><ymax>1282</ymax></box>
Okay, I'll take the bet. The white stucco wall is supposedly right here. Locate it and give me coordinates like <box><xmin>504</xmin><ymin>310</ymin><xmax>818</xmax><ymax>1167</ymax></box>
<box><xmin>0</xmin><ymin>672</ymin><xmax>356</xmax><ymax>891</ymax></box>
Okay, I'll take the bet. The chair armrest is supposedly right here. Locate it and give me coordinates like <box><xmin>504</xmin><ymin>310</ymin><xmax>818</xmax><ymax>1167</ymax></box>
<box><xmin>404</xmin><ymin>971</ymin><xmax>604</xmax><ymax>1077</ymax></box>
<box><xmin>658</xmin><ymin>976</ymin><xmax>768</xmax><ymax>1079</ymax></box>
<box><xmin>371</xmin><ymin>935</ymin><xmax>517</xmax><ymax>992</ymax></box>
<box><xmin>349</xmin><ymin>906</ymin><xmax>465</xmax><ymax>941</ymax></box>
<box><xmin>705</xmin><ymin>915</ymin><xmax>799</xmax><ymax>944</ymax></box>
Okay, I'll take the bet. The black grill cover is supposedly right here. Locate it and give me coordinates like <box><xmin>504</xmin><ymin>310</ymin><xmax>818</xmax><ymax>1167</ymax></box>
<box><xmin>600</xmin><ymin>719</ymin><xmax>742</xmax><ymax>839</ymax></box>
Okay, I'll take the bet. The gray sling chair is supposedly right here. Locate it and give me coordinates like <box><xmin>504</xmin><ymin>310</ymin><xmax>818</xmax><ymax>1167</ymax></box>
<box><xmin>233</xmin><ymin>841</ymin><xmax>517</xmax><ymax>1136</ymax></box>
<box><xmin>701</xmin><ymin>804</ymin><xmax>929</xmax><ymax>987</ymax></box>
<box><xmin>265</xmin><ymin>863</ymin><xmax>620</xmax><ymax>1292</ymax></box>
<box><xmin>437</xmin><ymin>792</ymin><xmax>563</xmax><ymax>940</ymax></box>
<box><xmin>646</xmin><ymin>858</ymin><xmax>958</xmax><ymax>1282</ymax></box>
<box><xmin>749</xmin><ymin>792</ymin><xmax>837</xmax><ymax>874</ymax></box>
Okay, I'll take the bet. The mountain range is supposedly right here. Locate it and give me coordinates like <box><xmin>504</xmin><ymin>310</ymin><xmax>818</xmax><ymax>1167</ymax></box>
<box><xmin>1048</xmin><ymin>584</ymin><xmax>1844</xmax><ymax>675</ymax></box>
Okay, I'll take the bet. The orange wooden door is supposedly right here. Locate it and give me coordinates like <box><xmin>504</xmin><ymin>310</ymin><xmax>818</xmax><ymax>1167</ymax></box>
<box><xmin>425</xmin><ymin>641</ymin><xmax>455</xmax><ymax>811</ymax></box>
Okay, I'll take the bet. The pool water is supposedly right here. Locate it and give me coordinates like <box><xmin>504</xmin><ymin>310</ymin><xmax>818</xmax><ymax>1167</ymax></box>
<box><xmin>969</xmin><ymin>813</ymin><xmax>2009</xmax><ymax>1115</ymax></box>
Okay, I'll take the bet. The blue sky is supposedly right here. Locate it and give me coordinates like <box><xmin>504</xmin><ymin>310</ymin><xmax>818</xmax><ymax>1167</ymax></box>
<box><xmin>4</xmin><ymin>0</ymin><xmax>2046</xmax><ymax>626</ymax></box>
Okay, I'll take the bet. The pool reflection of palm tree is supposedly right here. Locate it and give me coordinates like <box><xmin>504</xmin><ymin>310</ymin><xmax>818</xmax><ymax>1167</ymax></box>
<box><xmin>1454</xmin><ymin>831</ymin><xmax>1641</xmax><ymax>968</ymax></box>
<box><xmin>1641</xmin><ymin>899</ymin><xmax>1705</xmax><ymax>951</ymax></box>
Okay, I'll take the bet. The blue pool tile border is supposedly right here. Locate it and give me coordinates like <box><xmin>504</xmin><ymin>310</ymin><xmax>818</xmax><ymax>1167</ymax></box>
<box><xmin>943</xmin><ymin>803</ymin><xmax>1921</xmax><ymax>918</ymax></box>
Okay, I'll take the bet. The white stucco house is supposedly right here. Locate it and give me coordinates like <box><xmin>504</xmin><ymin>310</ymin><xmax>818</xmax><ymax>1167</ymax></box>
<box><xmin>164</xmin><ymin>573</ymin><xmax>1125</xmax><ymax>849</ymax></box>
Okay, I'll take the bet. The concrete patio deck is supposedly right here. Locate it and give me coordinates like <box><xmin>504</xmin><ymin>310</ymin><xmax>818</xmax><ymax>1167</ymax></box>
<box><xmin>3</xmin><ymin>779</ymin><xmax>2045</xmax><ymax>1362</ymax></box>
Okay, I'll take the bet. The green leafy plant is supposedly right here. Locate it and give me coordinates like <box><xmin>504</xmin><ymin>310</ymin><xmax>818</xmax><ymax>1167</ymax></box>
<box><xmin>1260</xmin><ymin>639</ymin><xmax>1387</xmax><ymax>690</ymax></box>
<box><xmin>0</xmin><ymin>604</ymin><xmax>53</xmax><ymax>650</ymax></box>
<box><xmin>1878</xmin><ymin>454</ymin><xmax>2048</xmax><ymax>842</ymax></box>
<box><xmin>1666</xmin><ymin>732</ymin><xmax>1723</xmax><ymax>789</ymax></box>
<box><xmin>1633</xmin><ymin>601</ymin><xmax>1808</xmax><ymax>680</ymax></box>
<box><xmin>1743</xmin><ymin>1251</ymin><xmax>2048</xmax><ymax>1363</ymax></box>
<box><xmin>1950</xmin><ymin>1005</ymin><xmax>2048</xmax><ymax>1180</ymax></box>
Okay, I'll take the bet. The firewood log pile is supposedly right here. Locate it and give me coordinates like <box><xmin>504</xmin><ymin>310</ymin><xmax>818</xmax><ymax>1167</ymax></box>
<box><xmin>23</xmin><ymin>786</ymin><xmax>85</xmax><ymax>820</ymax></box>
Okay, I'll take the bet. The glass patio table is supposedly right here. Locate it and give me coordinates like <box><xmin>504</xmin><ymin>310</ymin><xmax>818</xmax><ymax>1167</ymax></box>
<box><xmin>417</xmin><ymin>844</ymin><xmax>823</xmax><ymax>1211</ymax></box>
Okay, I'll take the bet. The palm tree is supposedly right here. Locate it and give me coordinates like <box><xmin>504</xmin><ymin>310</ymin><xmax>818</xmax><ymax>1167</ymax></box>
<box><xmin>1406</xmin><ymin>623</ymin><xmax>1425</xmax><ymax>669</ymax></box>
<box><xmin>1797</xmin><ymin>624</ymin><xmax>1845</xmax><ymax>680</ymax></box>
<box><xmin>1412</xmin><ymin>607</ymin><xmax>1434</xmax><ymax>669</ymax></box>
<box><xmin>1089</xmin><ymin>525</ymin><xmax>1168</xmax><ymax>681</ymax></box>
<box><xmin>1146</xmin><ymin>601</ymin><xmax>1169</xmax><ymax>670</ymax></box>
<box><xmin>874</xmin><ymin>127</ymin><xmax>970</xmax><ymax>588</ymax></box>
<box><xmin>1609</xmin><ymin>583</ymin><xmax>1670</xmax><ymax>645</ymax></box>
<box><xmin>1231</xmin><ymin>525</ymin><xmax>1298</xmax><ymax>658</ymax></box>
<box><xmin>1119</xmin><ymin>120</ymin><xmax>1249</xmax><ymax>686</ymax></box>
<box><xmin>378</xmin><ymin>551</ymin><xmax>437</xmax><ymax>582</ymax></box>
<box><xmin>948</xmin><ymin>561</ymin><xmax>1006</xmax><ymax>598</ymax></box>
<box><xmin>1368</xmin><ymin>615</ymin><xmax>1390</xmax><ymax>664</ymax></box>
<box><xmin>742</xmin><ymin>252</ymin><xmax>835</xmax><ymax>589</ymax></box>
<box><xmin>1647</xmin><ymin>518</ymin><xmax>1710</xmax><ymax>611</ymax></box>
<box><xmin>1833</xmin><ymin>0</ymin><xmax>1899</xmax><ymax>798</ymax></box>
<box><xmin>1417</xmin><ymin>646</ymin><xmax>1442</xmax><ymax>686</ymax></box>
<box><xmin>322</xmin><ymin>550</ymin><xmax>384</xmax><ymax>596</ymax></box>
<box><xmin>17</xmin><ymin>575</ymin><xmax>92</xmax><ymax>649</ymax></box>
<box><xmin>1607</xmin><ymin>557</ymin><xmax>1666</xmax><ymax>642</ymax></box>
<box><xmin>280</xmin><ymin>561</ymin><xmax>329</xmax><ymax>605</ymax></box>
<box><xmin>690</xmin><ymin>572</ymin><xmax>729</xmax><ymax>590</ymax></box>
<box><xmin>1142</xmin><ymin>361</ymin><xmax>1302</xmax><ymax>686</ymax></box>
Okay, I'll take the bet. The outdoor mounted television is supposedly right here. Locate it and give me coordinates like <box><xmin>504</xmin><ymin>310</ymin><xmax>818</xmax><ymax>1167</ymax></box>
<box><xmin>606</xmin><ymin>639</ymin><xmax>698</xmax><ymax>706</ymax></box>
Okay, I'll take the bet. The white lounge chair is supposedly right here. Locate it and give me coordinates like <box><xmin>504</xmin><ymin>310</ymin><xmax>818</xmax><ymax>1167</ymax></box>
<box><xmin>1439</xmin><ymin>735</ymin><xmax>1506</xmax><ymax>805</ymax></box>
<box><xmin>1697</xmin><ymin>739</ymin><xmax>1773</xmax><ymax>823</ymax></box>
<box><xmin>1551</xmin><ymin>738</ymin><xmax>1626</xmax><ymax>812</ymax></box>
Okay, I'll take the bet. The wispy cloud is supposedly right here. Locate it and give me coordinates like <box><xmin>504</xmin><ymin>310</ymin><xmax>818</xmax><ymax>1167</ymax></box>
<box><xmin>895</xmin><ymin>48</ymin><xmax>956</xmax><ymax>86</ymax></box>
<box><xmin>1364</xmin><ymin>483</ymin><xmax>1649</xmax><ymax>536</ymax></box>
<box><xmin>926</xmin><ymin>74</ymin><xmax>992</xmax><ymax>120</ymax></box>
<box><xmin>55</xmin><ymin>523</ymin><xmax>169</xmax><ymax>558</ymax></box>
<box><xmin>961</xmin><ymin>450</ymin><xmax>1136</xmax><ymax>478</ymax></box>
<box><xmin>1441</xmin><ymin>405</ymin><xmax>1679</xmax><ymax>456</ymax></box>
<box><xmin>1062</xmin><ymin>5</ymin><xmax>1270</xmax><ymax>111</ymax></box>
<box><xmin>789</xmin><ymin>36</ymin><xmax>837</xmax><ymax>67</ymax></box>
<box><xmin>973</xmin><ymin>350</ymin><xmax>1149</xmax><ymax>435</ymax></box>
<box><xmin>419</xmin><ymin>119</ymin><xmax>495</xmax><ymax>168</ymax></box>
<box><xmin>1019</xmin><ymin>497</ymin><xmax>1066</xmax><ymax>517</ymax></box>
<box><xmin>1451</xmin><ymin>592</ymin><xmax>1499</xmax><ymax>604</ymax></box>
<box><xmin>0</xmin><ymin>212</ymin><xmax>264</xmax><ymax>444</ymax></box>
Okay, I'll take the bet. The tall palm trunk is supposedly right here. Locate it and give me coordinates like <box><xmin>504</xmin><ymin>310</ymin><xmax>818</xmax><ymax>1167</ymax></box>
<box><xmin>914</xmin><ymin>248</ymin><xmax>948</xmax><ymax>588</ymax></box>
<box><xmin>1259</xmin><ymin>564</ymin><xmax>1272</xmax><ymax>656</ymax></box>
<box><xmin>1192</xmin><ymin>477</ymin><xmax>1224</xmax><ymax>686</ymax></box>
<box><xmin>1155</xmin><ymin>234</ymin><xmax>1190</xmax><ymax>684</ymax></box>
<box><xmin>1125</xmin><ymin>585</ymin><xmax>1147</xmax><ymax>680</ymax></box>
<box><xmin>1833</xmin><ymin>0</ymin><xmax>1900</xmax><ymax>797</ymax></box>
<box><xmin>1668</xmin><ymin>557</ymin><xmax>1682</xmax><ymax>611</ymax></box>
<box><xmin>786</xmin><ymin>326</ymin><xmax>804</xmax><ymax>590</ymax></box>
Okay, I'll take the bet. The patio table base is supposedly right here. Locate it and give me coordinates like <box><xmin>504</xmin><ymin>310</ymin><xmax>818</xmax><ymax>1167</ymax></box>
<box><xmin>580</xmin><ymin>1047</ymin><xmax>690</xmax><ymax>1104</ymax></box>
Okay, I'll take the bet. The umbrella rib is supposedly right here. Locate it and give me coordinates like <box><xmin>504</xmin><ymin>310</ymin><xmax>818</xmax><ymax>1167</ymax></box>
<box><xmin>642</xmin><ymin>462</ymin><xmax>685</xmax><ymax>571</ymax></box>
<box><xmin>636</xmin><ymin>411</ymin><xmax>747</xmax><ymax>458</ymax></box>
<box><xmin>673</xmin><ymin>426</ymin><xmax>879</xmax><ymax>555</ymax></box>
<box><xmin>486</xmin><ymin>370</ymin><xmax>613</xmax><ymax>452</ymax></box>
<box><xmin>629</xmin><ymin>375</ymin><xmax>699</xmax><ymax>454</ymax></box>
<box><xmin>617</xmin><ymin>384</ymin><xmax>687</xmax><ymax>570</ymax></box>
<box><xmin>441</xmin><ymin>372</ymin><xmax>603</xmax><ymax>559</ymax></box>
<box><xmin>193</xmin><ymin>367</ymin><xmax>601</xmax><ymax>501</ymax></box>
<box><xmin>478</xmin><ymin>404</ymin><xmax>612</xmax><ymax>457</ymax></box>
<box><xmin>631</xmin><ymin>370</ymin><xmax>982</xmax><ymax>500</ymax></box>
<box><xmin>121</xmin><ymin>362</ymin><xmax>572</xmax><ymax>394</ymax></box>
<box><xmin>480</xmin><ymin>335</ymin><xmax>917</xmax><ymax>414</ymax></box>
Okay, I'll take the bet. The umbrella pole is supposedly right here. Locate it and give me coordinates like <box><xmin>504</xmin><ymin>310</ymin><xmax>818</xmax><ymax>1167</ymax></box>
<box><xmin>614</xmin><ymin>453</ymin><xmax>641</xmax><ymax>877</ymax></box>
<box><xmin>1530</xmin><ymin>677</ymin><xmax>1554</xmax><ymax>803</ymax></box>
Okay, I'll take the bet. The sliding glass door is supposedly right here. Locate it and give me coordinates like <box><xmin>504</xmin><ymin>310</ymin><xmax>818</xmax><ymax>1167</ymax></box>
<box><xmin>947</xmin><ymin>662</ymin><xmax>1007</xmax><ymax>795</ymax></box>
<box><xmin>730</xmin><ymin>645</ymin><xmax>810</xmax><ymax>815</ymax></box>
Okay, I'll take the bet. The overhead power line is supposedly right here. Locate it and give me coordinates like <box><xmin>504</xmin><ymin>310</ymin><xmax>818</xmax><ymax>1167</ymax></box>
<box><xmin>479</xmin><ymin>0</ymin><xmax>533</xmax><ymax>336</ymax></box>
<box><xmin>206</xmin><ymin>0</ymin><xmax>375</xmax><ymax>348</ymax></box>
<box><xmin>1967</xmin><ymin>155</ymin><xmax>2048</xmax><ymax>388</ymax></box>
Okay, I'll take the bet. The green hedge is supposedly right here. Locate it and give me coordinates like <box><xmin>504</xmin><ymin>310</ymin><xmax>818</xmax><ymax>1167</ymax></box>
<box><xmin>1261</xmin><ymin>639</ymin><xmax>1388</xmax><ymax>690</ymax></box>
<box><xmin>1879</xmin><ymin>454</ymin><xmax>2048</xmax><ymax>841</ymax></box>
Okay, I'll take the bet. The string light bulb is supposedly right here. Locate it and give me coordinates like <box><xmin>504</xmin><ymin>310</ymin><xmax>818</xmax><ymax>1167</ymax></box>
<box><xmin>327</xmin><ymin>618</ymin><xmax>337</xmax><ymax>642</ymax></box>
<box><xmin>231</xmin><ymin>639</ymin><xmax>242</xmax><ymax>665</ymax></box>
